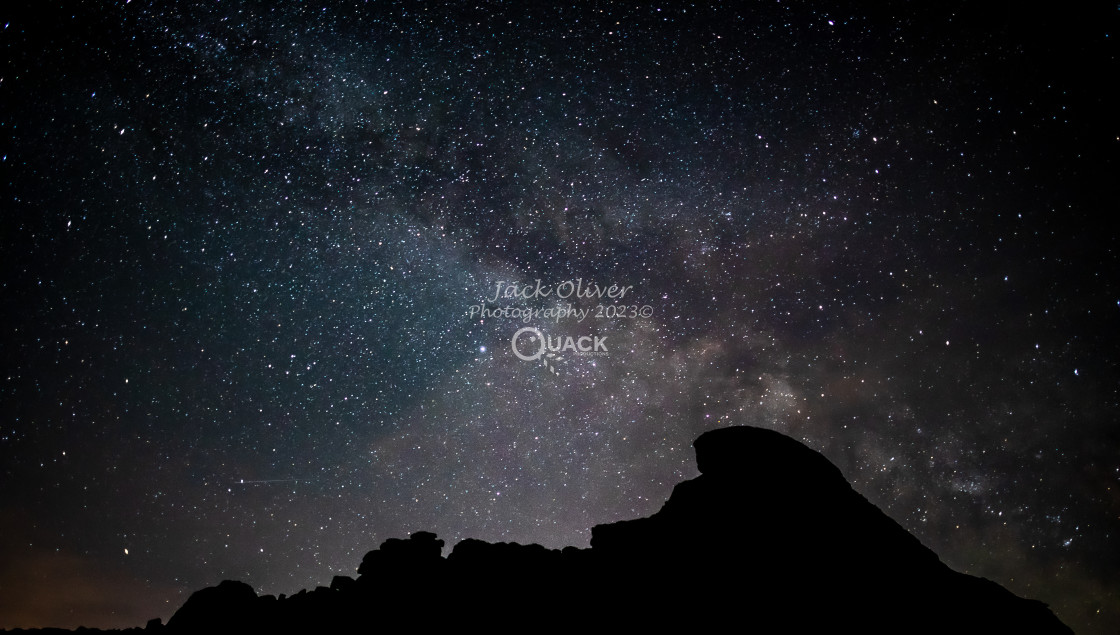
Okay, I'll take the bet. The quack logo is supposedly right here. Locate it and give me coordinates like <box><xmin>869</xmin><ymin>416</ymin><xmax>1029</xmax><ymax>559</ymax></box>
<box><xmin>511</xmin><ymin>327</ymin><xmax>607</xmax><ymax>375</ymax></box>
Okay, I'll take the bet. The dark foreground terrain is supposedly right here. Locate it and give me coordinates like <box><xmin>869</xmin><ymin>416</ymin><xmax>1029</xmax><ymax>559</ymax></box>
<box><xmin>5</xmin><ymin>426</ymin><xmax>1071</xmax><ymax>633</ymax></box>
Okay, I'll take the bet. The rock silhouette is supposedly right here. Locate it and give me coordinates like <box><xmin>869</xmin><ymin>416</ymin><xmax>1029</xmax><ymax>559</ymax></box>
<box><xmin>6</xmin><ymin>426</ymin><xmax>1071</xmax><ymax>634</ymax></box>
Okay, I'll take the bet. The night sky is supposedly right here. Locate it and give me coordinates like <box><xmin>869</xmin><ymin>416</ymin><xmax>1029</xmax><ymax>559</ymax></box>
<box><xmin>1</xmin><ymin>2</ymin><xmax>1117</xmax><ymax>632</ymax></box>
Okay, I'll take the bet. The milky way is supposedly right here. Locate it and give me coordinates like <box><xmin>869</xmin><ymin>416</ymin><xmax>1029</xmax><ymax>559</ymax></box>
<box><xmin>1</xmin><ymin>3</ymin><xmax>1116</xmax><ymax>633</ymax></box>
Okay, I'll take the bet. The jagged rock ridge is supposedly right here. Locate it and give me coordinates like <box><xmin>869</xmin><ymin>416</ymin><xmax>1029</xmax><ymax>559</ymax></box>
<box><xmin>151</xmin><ymin>426</ymin><xmax>1071</xmax><ymax>633</ymax></box>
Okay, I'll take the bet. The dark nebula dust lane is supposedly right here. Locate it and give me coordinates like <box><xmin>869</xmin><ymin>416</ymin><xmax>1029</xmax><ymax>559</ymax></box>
<box><xmin>0</xmin><ymin>2</ymin><xmax>1116</xmax><ymax>633</ymax></box>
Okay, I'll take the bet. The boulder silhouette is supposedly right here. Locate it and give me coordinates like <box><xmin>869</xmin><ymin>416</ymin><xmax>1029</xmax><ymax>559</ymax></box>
<box><xmin>164</xmin><ymin>580</ymin><xmax>257</xmax><ymax>632</ymax></box>
<box><xmin>357</xmin><ymin>530</ymin><xmax>444</xmax><ymax>580</ymax></box>
<box><xmin>128</xmin><ymin>425</ymin><xmax>1071</xmax><ymax>633</ymax></box>
<box><xmin>589</xmin><ymin>426</ymin><xmax>1070</xmax><ymax>632</ymax></box>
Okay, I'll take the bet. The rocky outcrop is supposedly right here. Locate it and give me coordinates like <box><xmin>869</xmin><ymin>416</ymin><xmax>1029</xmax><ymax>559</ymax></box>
<box><xmin>146</xmin><ymin>425</ymin><xmax>1069</xmax><ymax>634</ymax></box>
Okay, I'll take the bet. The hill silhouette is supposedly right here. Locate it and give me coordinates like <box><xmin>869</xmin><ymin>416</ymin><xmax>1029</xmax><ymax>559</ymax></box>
<box><xmin>4</xmin><ymin>426</ymin><xmax>1071</xmax><ymax>634</ymax></box>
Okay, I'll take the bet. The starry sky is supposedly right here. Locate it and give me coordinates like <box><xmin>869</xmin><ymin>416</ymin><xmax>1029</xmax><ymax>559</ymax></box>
<box><xmin>1</xmin><ymin>2</ymin><xmax>1117</xmax><ymax>632</ymax></box>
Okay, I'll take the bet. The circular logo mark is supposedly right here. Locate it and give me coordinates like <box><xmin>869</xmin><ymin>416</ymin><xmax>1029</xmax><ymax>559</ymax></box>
<box><xmin>511</xmin><ymin>327</ymin><xmax>546</xmax><ymax>361</ymax></box>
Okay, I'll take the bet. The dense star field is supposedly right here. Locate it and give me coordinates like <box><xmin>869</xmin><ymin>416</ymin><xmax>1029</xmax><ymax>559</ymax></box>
<box><xmin>1</xmin><ymin>2</ymin><xmax>1116</xmax><ymax>632</ymax></box>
